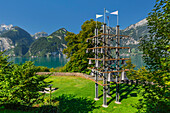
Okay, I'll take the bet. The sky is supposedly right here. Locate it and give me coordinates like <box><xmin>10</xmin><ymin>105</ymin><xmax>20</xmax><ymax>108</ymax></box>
<box><xmin>0</xmin><ymin>0</ymin><xmax>156</xmax><ymax>35</ymax></box>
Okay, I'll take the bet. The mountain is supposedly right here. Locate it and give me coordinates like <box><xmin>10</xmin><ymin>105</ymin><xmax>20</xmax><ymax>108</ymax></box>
<box><xmin>27</xmin><ymin>28</ymin><xmax>67</xmax><ymax>57</ymax></box>
<box><xmin>109</xmin><ymin>18</ymin><xmax>148</xmax><ymax>54</ymax></box>
<box><xmin>0</xmin><ymin>24</ymin><xmax>13</xmax><ymax>34</ymax></box>
<box><xmin>32</xmin><ymin>31</ymin><xmax>48</xmax><ymax>39</ymax></box>
<box><xmin>122</xmin><ymin>18</ymin><xmax>148</xmax><ymax>41</ymax></box>
<box><xmin>0</xmin><ymin>19</ymin><xmax>148</xmax><ymax>56</ymax></box>
<box><xmin>0</xmin><ymin>26</ymin><xmax>33</xmax><ymax>56</ymax></box>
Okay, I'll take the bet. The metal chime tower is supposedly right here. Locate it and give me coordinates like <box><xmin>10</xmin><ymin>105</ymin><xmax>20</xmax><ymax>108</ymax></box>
<box><xmin>86</xmin><ymin>24</ymin><xmax>130</xmax><ymax>107</ymax></box>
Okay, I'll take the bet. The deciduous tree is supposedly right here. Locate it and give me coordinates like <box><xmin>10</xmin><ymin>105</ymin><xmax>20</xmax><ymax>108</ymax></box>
<box><xmin>61</xmin><ymin>19</ymin><xmax>102</xmax><ymax>73</ymax></box>
<box><xmin>127</xmin><ymin>0</ymin><xmax>170</xmax><ymax>112</ymax></box>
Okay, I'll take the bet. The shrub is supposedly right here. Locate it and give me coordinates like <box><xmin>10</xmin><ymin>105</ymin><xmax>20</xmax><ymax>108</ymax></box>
<box><xmin>0</xmin><ymin>52</ymin><xmax>50</xmax><ymax>106</ymax></box>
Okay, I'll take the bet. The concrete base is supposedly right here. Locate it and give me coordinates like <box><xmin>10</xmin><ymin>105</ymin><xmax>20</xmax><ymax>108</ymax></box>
<box><xmin>115</xmin><ymin>101</ymin><xmax>121</xmax><ymax>104</ymax></box>
<box><xmin>107</xmin><ymin>95</ymin><xmax>111</xmax><ymax>98</ymax></box>
<box><xmin>102</xmin><ymin>104</ymin><xmax>108</xmax><ymax>108</ymax></box>
<box><xmin>94</xmin><ymin>98</ymin><xmax>99</xmax><ymax>101</ymax></box>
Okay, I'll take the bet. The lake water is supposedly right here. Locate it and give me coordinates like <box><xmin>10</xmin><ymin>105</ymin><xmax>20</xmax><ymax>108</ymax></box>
<box><xmin>130</xmin><ymin>55</ymin><xmax>145</xmax><ymax>69</ymax></box>
<box><xmin>8</xmin><ymin>55</ymin><xmax>145</xmax><ymax>70</ymax></box>
<box><xmin>8</xmin><ymin>56</ymin><xmax>69</xmax><ymax>68</ymax></box>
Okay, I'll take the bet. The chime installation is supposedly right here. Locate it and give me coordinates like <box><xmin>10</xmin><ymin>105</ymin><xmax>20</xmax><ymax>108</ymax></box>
<box><xmin>86</xmin><ymin>24</ymin><xmax>130</xmax><ymax>107</ymax></box>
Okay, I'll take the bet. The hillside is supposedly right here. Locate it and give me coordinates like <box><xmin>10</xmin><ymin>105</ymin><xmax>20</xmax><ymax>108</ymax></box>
<box><xmin>0</xmin><ymin>26</ymin><xmax>33</xmax><ymax>56</ymax></box>
<box><xmin>27</xmin><ymin>28</ymin><xmax>67</xmax><ymax>57</ymax></box>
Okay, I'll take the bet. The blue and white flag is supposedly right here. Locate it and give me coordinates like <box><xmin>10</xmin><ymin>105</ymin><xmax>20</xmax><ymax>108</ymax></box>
<box><xmin>96</xmin><ymin>14</ymin><xmax>103</xmax><ymax>19</ymax></box>
<box><xmin>110</xmin><ymin>10</ymin><xmax>118</xmax><ymax>15</ymax></box>
<box><xmin>105</xmin><ymin>9</ymin><xmax>110</xmax><ymax>13</ymax></box>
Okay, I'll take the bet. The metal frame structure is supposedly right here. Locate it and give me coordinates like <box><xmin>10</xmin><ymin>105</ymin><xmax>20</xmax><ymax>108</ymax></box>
<box><xmin>86</xmin><ymin>24</ymin><xmax>130</xmax><ymax>107</ymax></box>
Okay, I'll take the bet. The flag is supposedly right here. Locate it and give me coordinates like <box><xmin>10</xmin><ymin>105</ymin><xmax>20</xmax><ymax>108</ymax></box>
<box><xmin>105</xmin><ymin>9</ymin><xmax>109</xmax><ymax>13</ymax></box>
<box><xmin>107</xmin><ymin>16</ymin><xmax>109</xmax><ymax>20</ymax></box>
<box><xmin>96</xmin><ymin>14</ymin><xmax>103</xmax><ymax>18</ymax></box>
<box><xmin>110</xmin><ymin>10</ymin><xmax>118</xmax><ymax>15</ymax></box>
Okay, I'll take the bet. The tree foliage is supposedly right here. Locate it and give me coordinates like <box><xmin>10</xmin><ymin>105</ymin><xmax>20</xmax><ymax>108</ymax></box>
<box><xmin>0</xmin><ymin>52</ymin><xmax>49</xmax><ymax>106</ymax></box>
<box><xmin>61</xmin><ymin>19</ymin><xmax>102</xmax><ymax>73</ymax></box>
<box><xmin>125</xmin><ymin>0</ymin><xmax>170</xmax><ymax>112</ymax></box>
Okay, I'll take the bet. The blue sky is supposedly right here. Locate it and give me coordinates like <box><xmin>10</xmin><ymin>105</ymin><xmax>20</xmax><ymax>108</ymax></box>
<box><xmin>0</xmin><ymin>0</ymin><xmax>155</xmax><ymax>35</ymax></box>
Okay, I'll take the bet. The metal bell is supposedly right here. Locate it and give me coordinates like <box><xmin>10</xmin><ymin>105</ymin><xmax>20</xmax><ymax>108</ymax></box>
<box><xmin>128</xmin><ymin>48</ymin><xmax>131</xmax><ymax>53</ymax></box>
<box><xmin>108</xmin><ymin>73</ymin><xmax>111</xmax><ymax>82</ymax></box>
<box><xmin>121</xmin><ymin>71</ymin><xmax>125</xmax><ymax>80</ymax></box>
<box><xmin>86</xmin><ymin>49</ymin><xmax>88</xmax><ymax>53</ymax></box>
<box><xmin>91</xmin><ymin>69</ymin><xmax>94</xmax><ymax>76</ymax></box>
<box><xmin>92</xmin><ymin>49</ymin><xmax>95</xmax><ymax>52</ymax></box>
<box><xmin>101</xmin><ymin>48</ymin><xmax>103</xmax><ymax>53</ymax></box>
<box><xmin>96</xmin><ymin>60</ymin><xmax>99</xmax><ymax>67</ymax></box>
<box><xmin>89</xmin><ymin>59</ymin><xmax>92</xmax><ymax>64</ymax></box>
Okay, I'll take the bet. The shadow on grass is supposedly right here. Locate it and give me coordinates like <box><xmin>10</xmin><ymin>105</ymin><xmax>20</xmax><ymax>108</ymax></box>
<box><xmin>1</xmin><ymin>94</ymin><xmax>99</xmax><ymax>113</ymax></box>
<box><xmin>120</xmin><ymin>85</ymin><xmax>138</xmax><ymax>102</ymax></box>
<box><xmin>98</xmin><ymin>94</ymin><xmax>103</xmax><ymax>98</ymax></box>
<box><xmin>56</xmin><ymin>94</ymin><xmax>99</xmax><ymax>113</ymax></box>
<box><xmin>107</xmin><ymin>84</ymin><xmax>138</xmax><ymax>105</ymax></box>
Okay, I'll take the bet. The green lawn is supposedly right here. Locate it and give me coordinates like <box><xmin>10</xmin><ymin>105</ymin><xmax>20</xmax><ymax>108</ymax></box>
<box><xmin>1</xmin><ymin>76</ymin><xmax>142</xmax><ymax>113</ymax></box>
<box><xmin>44</xmin><ymin>76</ymin><xmax>142</xmax><ymax>113</ymax></box>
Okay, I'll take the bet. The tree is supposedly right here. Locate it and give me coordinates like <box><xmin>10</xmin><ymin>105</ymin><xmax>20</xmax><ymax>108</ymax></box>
<box><xmin>0</xmin><ymin>52</ymin><xmax>49</xmax><ymax>106</ymax></box>
<box><xmin>132</xmin><ymin>0</ymin><xmax>170</xmax><ymax>112</ymax></box>
<box><xmin>61</xmin><ymin>19</ymin><xmax>102</xmax><ymax>73</ymax></box>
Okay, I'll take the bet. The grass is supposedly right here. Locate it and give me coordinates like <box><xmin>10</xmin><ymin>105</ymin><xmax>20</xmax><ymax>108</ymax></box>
<box><xmin>44</xmin><ymin>76</ymin><xmax>142</xmax><ymax>113</ymax></box>
<box><xmin>1</xmin><ymin>76</ymin><xmax>142</xmax><ymax>113</ymax></box>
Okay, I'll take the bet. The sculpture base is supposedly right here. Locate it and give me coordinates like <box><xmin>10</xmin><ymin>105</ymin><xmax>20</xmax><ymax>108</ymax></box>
<box><xmin>115</xmin><ymin>101</ymin><xmax>121</xmax><ymax>104</ymax></box>
<box><xmin>107</xmin><ymin>95</ymin><xmax>111</xmax><ymax>98</ymax></box>
<box><xmin>94</xmin><ymin>98</ymin><xmax>99</xmax><ymax>101</ymax></box>
<box><xmin>102</xmin><ymin>104</ymin><xmax>108</xmax><ymax>108</ymax></box>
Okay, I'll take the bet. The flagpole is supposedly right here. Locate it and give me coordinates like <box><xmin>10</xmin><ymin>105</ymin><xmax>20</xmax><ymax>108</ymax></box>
<box><xmin>104</xmin><ymin>8</ymin><xmax>106</xmax><ymax>24</ymax></box>
<box><xmin>117</xmin><ymin>15</ymin><xmax>118</xmax><ymax>25</ymax></box>
<box><xmin>108</xmin><ymin>17</ymin><xmax>109</xmax><ymax>27</ymax></box>
<box><xmin>96</xmin><ymin>17</ymin><xmax>97</xmax><ymax>28</ymax></box>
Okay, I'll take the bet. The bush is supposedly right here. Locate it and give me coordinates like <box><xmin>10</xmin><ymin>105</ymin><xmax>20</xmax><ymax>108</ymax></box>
<box><xmin>0</xmin><ymin>52</ymin><xmax>50</xmax><ymax>106</ymax></box>
<box><xmin>35</xmin><ymin>66</ymin><xmax>50</xmax><ymax>72</ymax></box>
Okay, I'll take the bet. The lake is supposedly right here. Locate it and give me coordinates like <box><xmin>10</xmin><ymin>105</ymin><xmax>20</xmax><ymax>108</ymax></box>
<box><xmin>8</xmin><ymin>56</ymin><xmax>69</xmax><ymax>68</ymax></box>
<box><xmin>8</xmin><ymin>55</ymin><xmax>145</xmax><ymax>70</ymax></box>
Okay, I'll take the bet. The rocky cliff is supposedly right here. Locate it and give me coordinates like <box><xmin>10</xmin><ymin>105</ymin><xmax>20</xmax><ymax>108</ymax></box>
<box><xmin>32</xmin><ymin>31</ymin><xmax>48</xmax><ymax>39</ymax></box>
<box><xmin>0</xmin><ymin>37</ymin><xmax>14</xmax><ymax>51</ymax></box>
<box><xmin>109</xmin><ymin>18</ymin><xmax>149</xmax><ymax>54</ymax></box>
<box><xmin>0</xmin><ymin>26</ymin><xmax>33</xmax><ymax>56</ymax></box>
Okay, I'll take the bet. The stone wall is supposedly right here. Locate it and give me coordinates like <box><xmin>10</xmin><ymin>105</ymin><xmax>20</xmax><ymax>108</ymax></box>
<box><xmin>36</xmin><ymin>72</ymin><xmax>90</xmax><ymax>78</ymax></box>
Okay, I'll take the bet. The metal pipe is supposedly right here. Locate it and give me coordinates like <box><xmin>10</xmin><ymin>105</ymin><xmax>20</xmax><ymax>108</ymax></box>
<box><xmin>95</xmin><ymin>28</ymin><xmax>99</xmax><ymax>100</ymax></box>
<box><xmin>115</xmin><ymin>25</ymin><xmax>121</xmax><ymax>104</ymax></box>
<box><xmin>107</xmin><ymin>28</ymin><xmax>111</xmax><ymax>96</ymax></box>
<box><xmin>103</xmin><ymin>24</ymin><xmax>107</xmax><ymax>107</ymax></box>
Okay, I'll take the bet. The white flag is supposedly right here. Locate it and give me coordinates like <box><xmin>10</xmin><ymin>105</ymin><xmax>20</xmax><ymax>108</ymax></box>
<box><xmin>105</xmin><ymin>9</ymin><xmax>109</xmax><ymax>13</ymax></box>
<box><xmin>110</xmin><ymin>10</ymin><xmax>118</xmax><ymax>15</ymax></box>
<box><xmin>96</xmin><ymin>14</ymin><xmax>103</xmax><ymax>19</ymax></box>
